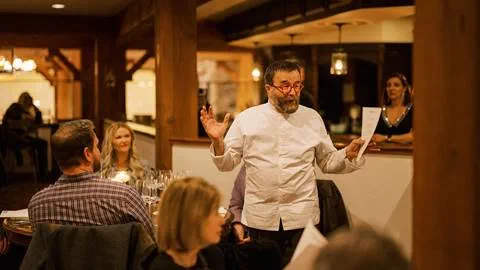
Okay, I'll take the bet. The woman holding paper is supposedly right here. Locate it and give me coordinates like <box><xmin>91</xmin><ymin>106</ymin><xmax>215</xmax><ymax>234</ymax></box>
<box><xmin>372</xmin><ymin>73</ymin><xmax>413</xmax><ymax>144</ymax></box>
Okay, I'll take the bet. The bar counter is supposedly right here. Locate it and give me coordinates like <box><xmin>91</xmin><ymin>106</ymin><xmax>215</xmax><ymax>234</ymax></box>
<box><xmin>170</xmin><ymin>135</ymin><xmax>413</xmax><ymax>257</ymax></box>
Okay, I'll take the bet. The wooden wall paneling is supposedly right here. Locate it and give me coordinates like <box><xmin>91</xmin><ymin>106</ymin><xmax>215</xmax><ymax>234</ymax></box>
<box><xmin>311</xmin><ymin>46</ymin><xmax>319</xmax><ymax>110</ymax></box>
<box><xmin>154</xmin><ymin>0</ymin><xmax>198</xmax><ymax>169</ymax></box>
<box><xmin>413</xmin><ymin>0</ymin><xmax>480</xmax><ymax>269</ymax></box>
<box><xmin>81</xmin><ymin>43</ymin><xmax>96</xmax><ymax>124</ymax></box>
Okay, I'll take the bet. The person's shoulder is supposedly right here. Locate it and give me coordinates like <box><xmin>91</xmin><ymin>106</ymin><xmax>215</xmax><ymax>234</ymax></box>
<box><xmin>145</xmin><ymin>251</ymin><xmax>182</xmax><ymax>270</ymax></box>
<box><xmin>92</xmin><ymin>176</ymin><xmax>140</xmax><ymax>198</ymax></box>
<box><xmin>29</xmin><ymin>185</ymin><xmax>53</xmax><ymax>203</ymax></box>
<box><xmin>237</xmin><ymin>104</ymin><xmax>265</xmax><ymax>116</ymax></box>
<box><xmin>297</xmin><ymin>105</ymin><xmax>322</xmax><ymax>119</ymax></box>
<box><xmin>407</xmin><ymin>103</ymin><xmax>414</xmax><ymax>111</ymax></box>
<box><xmin>232</xmin><ymin>104</ymin><xmax>266</xmax><ymax>125</ymax></box>
<box><xmin>3</xmin><ymin>103</ymin><xmax>24</xmax><ymax>119</ymax></box>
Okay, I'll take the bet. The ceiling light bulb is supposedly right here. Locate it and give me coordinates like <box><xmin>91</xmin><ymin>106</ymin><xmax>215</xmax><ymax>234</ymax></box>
<box><xmin>4</xmin><ymin>61</ymin><xmax>12</xmax><ymax>72</ymax></box>
<box><xmin>21</xmin><ymin>60</ymin><xmax>36</xmax><ymax>72</ymax></box>
<box><xmin>12</xmin><ymin>57</ymin><xmax>23</xmax><ymax>70</ymax></box>
<box><xmin>334</xmin><ymin>60</ymin><xmax>344</xmax><ymax>70</ymax></box>
<box><xmin>251</xmin><ymin>67</ymin><xmax>261</xmax><ymax>82</ymax></box>
<box><xmin>51</xmin><ymin>3</ymin><xmax>65</xmax><ymax>9</ymax></box>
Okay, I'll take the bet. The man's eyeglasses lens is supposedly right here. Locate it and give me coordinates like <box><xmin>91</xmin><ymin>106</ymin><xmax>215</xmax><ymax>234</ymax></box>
<box><xmin>272</xmin><ymin>84</ymin><xmax>304</xmax><ymax>93</ymax></box>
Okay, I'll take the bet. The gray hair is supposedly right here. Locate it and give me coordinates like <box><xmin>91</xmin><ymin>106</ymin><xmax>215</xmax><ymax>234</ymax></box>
<box><xmin>315</xmin><ymin>227</ymin><xmax>410</xmax><ymax>270</ymax></box>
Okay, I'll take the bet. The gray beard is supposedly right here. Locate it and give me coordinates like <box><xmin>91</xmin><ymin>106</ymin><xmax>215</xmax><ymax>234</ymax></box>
<box><xmin>275</xmin><ymin>97</ymin><xmax>299</xmax><ymax>114</ymax></box>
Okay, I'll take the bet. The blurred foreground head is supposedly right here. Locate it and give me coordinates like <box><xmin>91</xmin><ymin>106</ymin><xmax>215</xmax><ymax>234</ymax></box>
<box><xmin>315</xmin><ymin>227</ymin><xmax>410</xmax><ymax>270</ymax></box>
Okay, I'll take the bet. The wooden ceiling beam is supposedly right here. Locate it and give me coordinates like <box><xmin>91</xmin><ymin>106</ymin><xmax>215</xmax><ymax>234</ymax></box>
<box><xmin>0</xmin><ymin>13</ymin><xmax>114</xmax><ymax>34</ymax></box>
<box><xmin>48</xmin><ymin>48</ymin><xmax>80</xmax><ymax>80</ymax></box>
<box><xmin>0</xmin><ymin>33</ymin><xmax>94</xmax><ymax>48</ymax></box>
<box><xmin>116</xmin><ymin>0</ymin><xmax>213</xmax><ymax>48</ymax></box>
<box><xmin>35</xmin><ymin>66</ymin><xmax>56</xmax><ymax>86</ymax></box>
<box><xmin>126</xmin><ymin>50</ymin><xmax>154</xmax><ymax>80</ymax></box>
<box><xmin>221</xmin><ymin>0</ymin><xmax>413</xmax><ymax>41</ymax></box>
<box><xmin>116</xmin><ymin>0</ymin><xmax>156</xmax><ymax>48</ymax></box>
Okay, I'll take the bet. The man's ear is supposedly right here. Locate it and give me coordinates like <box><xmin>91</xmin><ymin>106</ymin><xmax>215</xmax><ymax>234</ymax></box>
<box><xmin>265</xmin><ymin>84</ymin><xmax>272</xmax><ymax>94</ymax></box>
<box><xmin>83</xmin><ymin>147</ymin><xmax>93</xmax><ymax>163</ymax></box>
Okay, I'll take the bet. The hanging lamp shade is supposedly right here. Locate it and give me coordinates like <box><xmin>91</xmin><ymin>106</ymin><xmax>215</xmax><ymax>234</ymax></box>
<box><xmin>251</xmin><ymin>41</ymin><xmax>262</xmax><ymax>82</ymax></box>
<box><xmin>330</xmin><ymin>23</ymin><xmax>348</xmax><ymax>75</ymax></box>
<box><xmin>330</xmin><ymin>49</ymin><xmax>348</xmax><ymax>75</ymax></box>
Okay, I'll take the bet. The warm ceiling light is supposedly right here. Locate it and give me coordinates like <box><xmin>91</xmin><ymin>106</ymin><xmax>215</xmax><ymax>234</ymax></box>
<box><xmin>51</xmin><ymin>3</ymin><xmax>65</xmax><ymax>9</ymax></box>
<box><xmin>251</xmin><ymin>67</ymin><xmax>261</xmax><ymax>82</ymax></box>
<box><xmin>330</xmin><ymin>23</ymin><xmax>348</xmax><ymax>76</ymax></box>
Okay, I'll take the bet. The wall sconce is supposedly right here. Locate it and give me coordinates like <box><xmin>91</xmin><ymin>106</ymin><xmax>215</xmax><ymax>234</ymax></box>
<box><xmin>330</xmin><ymin>23</ymin><xmax>348</xmax><ymax>75</ymax></box>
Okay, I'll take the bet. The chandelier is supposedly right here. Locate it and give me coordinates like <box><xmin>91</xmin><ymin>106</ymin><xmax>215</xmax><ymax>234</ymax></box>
<box><xmin>0</xmin><ymin>48</ymin><xmax>37</xmax><ymax>73</ymax></box>
<box><xmin>330</xmin><ymin>23</ymin><xmax>348</xmax><ymax>75</ymax></box>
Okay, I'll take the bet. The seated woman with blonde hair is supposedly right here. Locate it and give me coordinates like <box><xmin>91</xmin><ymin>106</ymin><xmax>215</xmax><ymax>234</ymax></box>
<box><xmin>101</xmin><ymin>122</ymin><xmax>149</xmax><ymax>187</ymax></box>
<box><xmin>146</xmin><ymin>177</ymin><xmax>225</xmax><ymax>270</ymax></box>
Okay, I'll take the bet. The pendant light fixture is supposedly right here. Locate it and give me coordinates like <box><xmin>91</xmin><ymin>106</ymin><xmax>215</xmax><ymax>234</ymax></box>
<box><xmin>251</xmin><ymin>41</ymin><xmax>262</xmax><ymax>82</ymax></box>
<box><xmin>330</xmin><ymin>23</ymin><xmax>348</xmax><ymax>75</ymax></box>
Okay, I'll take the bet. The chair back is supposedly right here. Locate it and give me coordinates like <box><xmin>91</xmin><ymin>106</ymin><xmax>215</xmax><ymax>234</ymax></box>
<box><xmin>20</xmin><ymin>222</ymin><xmax>157</xmax><ymax>270</ymax></box>
<box><xmin>316</xmin><ymin>179</ymin><xmax>350</xmax><ymax>236</ymax></box>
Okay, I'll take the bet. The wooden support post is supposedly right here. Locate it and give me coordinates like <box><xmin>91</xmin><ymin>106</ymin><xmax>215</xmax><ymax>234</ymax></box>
<box><xmin>95</xmin><ymin>36</ymin><xmax>127</xmax><ymax>128</ymax></box>
<box><xmin>81</xmin><ymin>43</ymin><xmax>96</xmax><ymax>124</ymax></box>
<box><xmin>413</xmin><ymin>0</ymin><xmax>480</xmax><ymax>269</ymax></box>
<box><xmin>154</xmin><ymin>0</ymin><xmax>198</xmax><ymax>169</ymax></box>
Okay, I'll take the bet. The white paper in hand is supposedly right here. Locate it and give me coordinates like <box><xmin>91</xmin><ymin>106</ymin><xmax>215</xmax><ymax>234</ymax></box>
<box><xmin>356</xmin><ymin>107</ymin><xmax>381</xmax><ymax>162</ymax></box>
<box><xmin>285</xmin><ymin>219</ymin><xmax>328</xmax><ymax>270</ymax></box>
<box><xmin>0</xmin><ymin>208</ymin><xmax>29</xmax><ymax>218</ymax></box>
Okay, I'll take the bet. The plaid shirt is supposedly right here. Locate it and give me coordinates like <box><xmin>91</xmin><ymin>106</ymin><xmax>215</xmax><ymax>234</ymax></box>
<box><xmin>28</xmin><ymin>172</ymin><xmax>154</xmax><ymax>238</ymax></box>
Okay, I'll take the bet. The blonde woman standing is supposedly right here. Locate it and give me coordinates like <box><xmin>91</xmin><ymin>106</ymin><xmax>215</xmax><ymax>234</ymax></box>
<box><xmin>101</xmin><ymin>122</ymin><xmax>149</xmax><ymax>186</ymax></box>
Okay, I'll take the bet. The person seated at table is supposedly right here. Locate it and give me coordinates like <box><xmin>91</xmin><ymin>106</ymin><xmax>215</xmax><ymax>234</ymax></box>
<box><xmin>227</xmin><ymin>166</ymin><xmax>250</xmax><ymax>244</ymax></box>
<box><xmin>314</xmin><ymin>226</ymin><xmax>409</xmax><ymax>270</ymax></box>
<box><xmin>100</xmin><ymin>122</ymin><xmax>150</xmax><ymax>186</ymax></box>
<box><xmin>146</xmin><ymin>177</ymin><xmax>225</xmax><ymax>270</ymax></box>
<box><xmin>27</xmin><ymin>119</ymin><xmax>154</xmax><ymax>238</ymax></box>
<box><xmin>1</xmin><ymin>92</ymin><xmax>47</xmax><ymax>181</ymax></box>
<box><xmin>372</xmin><ymin>73</ymin><xmax>413</xmax><ymax>144</ymax></box>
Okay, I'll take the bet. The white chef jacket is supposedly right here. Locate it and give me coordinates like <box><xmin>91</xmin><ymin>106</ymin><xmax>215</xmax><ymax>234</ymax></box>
<box><xmin>211</xmin><ymin>103</ymin><xmax>364</xmax><ymax>231</ymax></box>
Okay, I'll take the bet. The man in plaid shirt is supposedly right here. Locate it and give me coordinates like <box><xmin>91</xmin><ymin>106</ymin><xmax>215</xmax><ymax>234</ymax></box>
<box><xmin>28</xmin><ymin>120</ymin><xmax>154</xmax><ymax>238</ymax></box>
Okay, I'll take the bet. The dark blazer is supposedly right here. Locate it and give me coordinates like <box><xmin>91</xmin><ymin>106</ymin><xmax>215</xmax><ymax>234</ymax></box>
<box><xmin>315</xmin><ymin>179</ymin><xmax>350</xmax><ymax>236</ymax></box>
<box><xmin>20</xmin><ymin>222</ymin><xmax>157</xmax><ymax>270</ymax></box>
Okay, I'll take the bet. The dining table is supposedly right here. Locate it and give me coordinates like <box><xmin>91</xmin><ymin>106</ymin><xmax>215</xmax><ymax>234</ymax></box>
<box><xmin>1</xmin><ymin>207</ymin><xmax>234</xmax><ymax>248</ymax></box>
<box><xmin>2</xmin><ymin>218</ymin><xmax>33</xmax><ymax>247</ymax></box>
